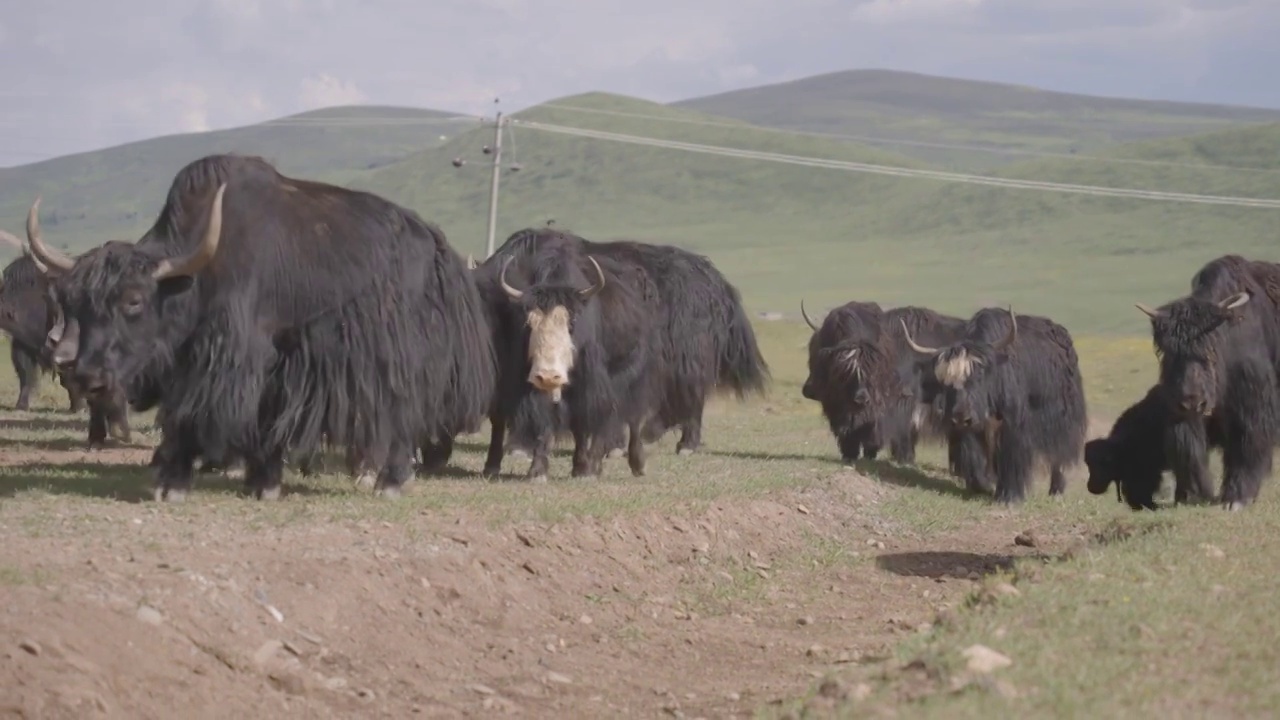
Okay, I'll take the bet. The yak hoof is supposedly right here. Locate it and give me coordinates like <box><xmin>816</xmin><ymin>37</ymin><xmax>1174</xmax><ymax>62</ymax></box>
<box><xmin>607</xmin><ymin>448</ymin><xmax>625</xmax><ymax>459</ymax></box>
<box><xmin>225</xmin><ymin>466</ymin><xmax>246</xmax><ymax>481</ymax></box>
<box><xmin>676</xmin><ymin>447</ymin><xmax>695</xmax><ymax>457</ymax></box>
<box><xmin>527</xmin><ymin>474</ymin><xmax>548</xmax><ymax>484</ymax></box>
<box><xmin>1223</xmin><ymin>500</ymin><xmax>1246</xmax><ymax>512</ymax></box>
<box><xmin>154</xmin><ymin>487</ymin><xmax>187</xmax><ymax>503</ymax></box>
<box><xmin>508</xmin><ymin>448</ymin><xmax>530</xmax><ymax>459</ymax></box>
<box><xmin>353</xmin><ymin>471</ymin><xmax>377</xmax><ymax>490</ymax></box>
<box><xmin>257</xmin><ymin>486</ymin><xmax>282</xmax><ymax>502</ymax></box>
<box><xmin>374</xmin><ymin>485</ymin><xmax>403</xmax><ymax>499</ymax></box>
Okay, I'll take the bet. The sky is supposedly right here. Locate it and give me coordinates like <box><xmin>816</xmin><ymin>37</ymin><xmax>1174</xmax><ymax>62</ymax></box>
<box><xmin>0</xmin><ymin>0</ymin><xmax>1276</xmax><ymax>168</ymax></box>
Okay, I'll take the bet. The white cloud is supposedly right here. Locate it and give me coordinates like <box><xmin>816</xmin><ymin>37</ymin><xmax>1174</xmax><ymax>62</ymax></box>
<box><xmin>298</xmin><ymin>73</ymin><xmax>368</xmax><ymax>110</ymax></box>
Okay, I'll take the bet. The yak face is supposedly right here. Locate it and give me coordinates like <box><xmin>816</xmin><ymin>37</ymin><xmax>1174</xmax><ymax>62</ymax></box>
<box><xmin>1083</xmin><ymin>438</ymin><xmax>1117</xmax><ymax>496</ymax></box>
<box><xmin>799</xmin><ymin>300</ymin><xmax>877</xmax><ymax>409</ymax></box>
<box><xmin>902</xmin><ymin>309</ymin><xmax>1018</xmax><ymax>431</ymax></box>
<box><xmin>1136</xmin><ymin>291</ymin><xmax>1249</xmax><ymax>420</ymax></box>
<box><xmin>497</xmin><ymin>255</ymin><xmax>606</xmax><ymax>402</ymax></box>
<box><xmin>24</xmin><ymin>185</ymin><xmax>226</xmax><ymax>397</ymax></box>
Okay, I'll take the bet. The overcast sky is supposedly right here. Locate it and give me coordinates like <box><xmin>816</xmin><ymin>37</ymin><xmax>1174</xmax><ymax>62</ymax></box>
<box><xmin>0</xmin><ymin>0</ymin><xmax>1275</xmax><ymax>168</ymax></box>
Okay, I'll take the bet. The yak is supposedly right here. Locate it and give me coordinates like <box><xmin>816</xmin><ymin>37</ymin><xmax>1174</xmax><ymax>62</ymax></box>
<box><xmin>1134</xmin><ymin>254</ymin><xmax>1280</xmax><ymax>510</ymax></box>
<box><xmin>472</xmin><ymin>230</ymin><xmax>663</xmax><ymax>482</ymax></box>
<box><xmin>1085</xmin><ymin>385</ymin><xmax>1226</xmax><ymax>511</ymax></box>
<box><xmin>25</xmin><ymin>153</ymin><xmax>495</xmax><ymax>502</ymax></box>
<box><xmin>903</xmin><ymin>307</ymin><xmax>1088</xmax><ymax>504</ymax></box>
<box><xmin>0</xmin><ymin>231</ymin><xmax>133</xmax><ymax>446</ymax></box>
<box><xmin>800</xmin><ymin>299</ymin><xmax>972</xmax><ymax>465</ymax></box>
<box><xmin>493</xmin><ymin>228</ymin><xmax>769</xmax><ymax>457</ymax></box>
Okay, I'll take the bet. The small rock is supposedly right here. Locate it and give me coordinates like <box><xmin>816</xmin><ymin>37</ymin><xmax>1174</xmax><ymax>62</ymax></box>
<box><xmin>356</xmin><ymin>687</ymin><xmax>376</xmax><ymax>700</ymax></box>
<box><xmin>967</xmin><ymin>572</ymin><xmax>980</xmax><ymax>581</ymax></box>
<box><xmin>962</xmin><ymin>644</ymin><xmax>1012</xmax><ymax>674</ymax></box>
<box><xmin>269</xmin><ymin>672</ymin><xmax>309</xmax><ymax>696</ymax></box>
<box><xmin>19</xmin><ymin>640</ymin><xmax>41</xmax><ymax>657</ymax></box>
<box><xmin>952</xmin><ymin>565</ymin><xmax>968</xmax><ymax>577</ymax></box>
<box><xmin>135</xmin><ymin>605</ymin><xmax>164</xmax><ymax>626</ymax></box>
<box><xmin>324</xmin><ymin>676</ymin><xmax>348</xmax><ymax>691</ymax></box>
<box><xmin>546</xmin><ymin>671</ymin><xmax>572</xmax><ymax>684</ymax></box>
<box><xmin>796</xmin><ymin>504</ymin><xmax>811</xmax><ymax>515</ymax></box>
<box><xmin>578</xmin><ymin>614</ymin><xmax>593</xmax><ymax>625</ymax></box>
<box><xmin>469</xmin><ymin>683</ymin><xmax>497</xmax><ymax>696</ymax></box>
<box><xmin>1014</xmin><ymin>531</ymin><xmax>1038</xmax><ymax>547</ymax></box>
<box><xmin>253</xmin><ymin>640</ymin><xmax>283</xmax><ymax>667</ymax></box>
<box><xmin>806</xmin><ymin>644</ymin><xmax>825</xmax><ymax>658</ymax></box>
<box><xmin>1202</xmin><ymin>544</ymin><xmax>1226</xmax><ymax>559</ymax></box>
<box><xmin>817</xmin><ymin>678</ymin><xmax>845</xmax><ymax>699</ymax></box>
<box><xmin>850</xmin><ymin>683</ymin><xmax>872</xmax><ymax>701</ymax></box>
<box><xmin>724</xmin><ymin>692</ymin><xmax>741</xmax><ymax>702</ymax></box>
<box><xmin>797</xmin><ymin>616</ymin><xmax>815</xmax><ymax>626</ymax></box>
<box><xmin>992</xmin><ymin>582</ymin><xmax>1021</xmax><ymax>598</ymax></box>
<box><xmin>297</xmin><ymin>631</ymin><xmax>324</xmax><ymax>645</ymax></box>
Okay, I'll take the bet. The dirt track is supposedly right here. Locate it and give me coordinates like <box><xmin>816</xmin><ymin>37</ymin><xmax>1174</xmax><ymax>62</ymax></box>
<box><xmin>0</xmin><ymin>439</ymin><xmax>1082</xmax><ymax>719</ymax></box>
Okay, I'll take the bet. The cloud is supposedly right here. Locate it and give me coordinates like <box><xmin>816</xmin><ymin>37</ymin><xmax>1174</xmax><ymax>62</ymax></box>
<box><xmin>298</xmin><ymin>73</ymin><xmax>368</xmax><ymax>110</ymax></box>
<box><xmin>0</xmin><ymin>0</ymin><xmax>1277</xmax><ymax>167</ymax></box>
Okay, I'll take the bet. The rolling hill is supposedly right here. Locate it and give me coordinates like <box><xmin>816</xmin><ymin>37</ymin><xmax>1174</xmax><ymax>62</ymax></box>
<box><xmin>0</xmin><ymin>105</ymin><xmax>473</xmax><ymax>250</ymax></box>
<box><xmin>673</xmin><ymin>69</ymin><xmax>1280</xmax><ymax>171</ymax></box>
<box><xmin>349</xmin><ymin>93</ymin><xmax>1280</xmax><ymax>336</ymax></box>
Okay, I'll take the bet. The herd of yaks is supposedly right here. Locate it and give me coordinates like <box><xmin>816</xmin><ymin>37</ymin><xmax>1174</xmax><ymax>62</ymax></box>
<box><xmin>0</xmin><ymin>153</ymin><xmax>1271</xmax><ymax>511</ymax></box>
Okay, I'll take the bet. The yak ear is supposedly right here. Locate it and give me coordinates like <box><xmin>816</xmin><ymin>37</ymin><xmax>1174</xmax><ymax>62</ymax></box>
<box><xmin>157</xmin><ymin>275</ymin><xmax>195</xmax><ymax>300</ymax></box>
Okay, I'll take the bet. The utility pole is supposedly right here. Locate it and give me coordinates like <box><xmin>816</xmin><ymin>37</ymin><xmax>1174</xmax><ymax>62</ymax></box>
<box><xmin>484</xmin><ymin>111</ymin><xmax>504</xmax><ymax>259</ymax></box>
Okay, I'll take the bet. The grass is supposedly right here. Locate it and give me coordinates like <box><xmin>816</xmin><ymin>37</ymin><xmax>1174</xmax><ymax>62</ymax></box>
<box><xmin>4</xmin><ymin>313</ymin><xmax>1280</xmax><ymax>717</ymax></box>
<box><xmin>673</xmin><ymin>69</ymin><xmax>1280</xmax><ymax>170</ymax></box>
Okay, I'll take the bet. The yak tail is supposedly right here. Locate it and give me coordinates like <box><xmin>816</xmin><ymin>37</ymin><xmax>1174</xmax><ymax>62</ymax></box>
<box><xmin>716</xmin><ymin>285</ymin><xmax>770</xmax><ymax>398</ymax></box>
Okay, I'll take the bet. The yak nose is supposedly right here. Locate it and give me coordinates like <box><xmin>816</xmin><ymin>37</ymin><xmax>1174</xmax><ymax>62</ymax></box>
<box><xmin>530</xmin><ymin>369</ymin><xmax>567</xmax><ymax>391</ymax></box>
<box><xmin>950</xmin><ymin>411</ymin><xmax>975</xmax><ymax>428</ymax></box>
<box><xmin>853</xmin><ymin>388</ymin><xmax>871</xmax><ymax>405</ymax></box>
<box><xmin>1179</xmin><ymin>396</ymin><xmax>1209</xmax><ymax>415</ymax></box>
<box><xmin>801</xmin><ymin>382</ymin><xmax>816</xmax><ymax>400</ymax></box>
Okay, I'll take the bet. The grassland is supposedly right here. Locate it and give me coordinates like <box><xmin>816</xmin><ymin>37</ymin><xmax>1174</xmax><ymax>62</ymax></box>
<box><xmin>4</xmin><ymin>314</ymin><xmax>1279</xmax><ymax>717</ymax></box>
<box><xmin>673</xmin><ymin>69</ymin><xmax>1280</xmax><ymax>170</ymax></box>
<box><xmin>0</xmin><ymin>105</ymin><xmax>471</xmax><ymax>249</ymax></box>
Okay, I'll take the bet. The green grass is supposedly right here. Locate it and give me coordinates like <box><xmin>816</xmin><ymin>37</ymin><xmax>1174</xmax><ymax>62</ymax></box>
<box><xmin>673</xmin><ymin>69</ymin><xmax>1280</xmax><ymax>170</ymax></box>
<box><xmin>0</xmin><ymin>105</ymin><xmax>472</xmax><ymax>249</ymax></box>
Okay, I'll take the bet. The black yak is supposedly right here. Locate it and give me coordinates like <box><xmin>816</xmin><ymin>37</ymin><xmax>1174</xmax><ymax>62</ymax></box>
<box><xmin>493</xmin><ymin>229</ymin><xmax>769</xmax><ymax>457</ymax></box>
<box><xmin>1085</xmin><ymin>385</ymin><xmax>1226</xmax><ymax>510</ymax></box>
<box><xmin>903</xmin><ymin>307</ymin><xmax>1088</xmax><ymax>504</ymax></box>
<box><xmin>1134</xmin><ymin>254</ymin><xmax>1280</xmax><ymax>510</ymax></box>
<box><xmin>27</xmin><ymin>154</ymin><xmax>495</xmax><ymax>501</ymax></box>
<box><xmin>474</xmin><ymin>231</ymin><xmax>663</xmax><ymax>481</ymax></box>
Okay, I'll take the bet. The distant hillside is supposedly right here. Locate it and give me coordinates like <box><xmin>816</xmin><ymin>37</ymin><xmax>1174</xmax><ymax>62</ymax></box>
<box><xmin>353</xmin><ymin>94</ymin><xmax>1280</xmax><ymax>336</ymax></box>
<box><xmin>673</xmin><ymin>69</ymin><xmax>1280</xmax><ymax>171</ymax></box>
<box><xmin>0</xmin><ymin>105</ymin><xmax>473</xmax><ymax>252</ymax></box>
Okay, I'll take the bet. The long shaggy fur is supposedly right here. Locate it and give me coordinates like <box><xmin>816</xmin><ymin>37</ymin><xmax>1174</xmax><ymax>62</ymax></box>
<box><xmin>802</xmin><ymin>300</ymin><xmax>886</xmax><ymax>461</ymax></box>
<box><xmin>919</xmin><ymin>308</ymin><xmax>1088</xmax><ymax>504</ymax></box>
<box><xmin>51</xmin><ymin>154</ymin><xmax>494</xmax><ymax>498</ymax></box>
<box><xmin>1085</xmin><ymin>385</ymin><xmax>1225</xmax><ymax>510</ymax></box>
<box><xmin>497</xmin><ymin>229</ymin><xmax>769</xmax><ymax>455</ymax></box>
<box><xmin>1143</xmin><ymin>254</ymin><xmax>1280</xmax><ymax>509</ymax></box>
<box><xmin>475</xmin><ymin>231</ymin><xmax>663</xmax><ymax>481</ymax></box>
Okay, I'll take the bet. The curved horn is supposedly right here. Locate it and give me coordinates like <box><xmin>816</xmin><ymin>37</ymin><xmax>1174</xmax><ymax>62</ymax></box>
<box><xmin>498</xmin><ymin>256</ymin><xmax>523</xmax><ymax>300</ymax></box>
<box><xmin>152</xmin><ymin>183</ymin><xmax>226</xmax><ymax>281</ymax></box>
<box><xmin>466</xmin><ymin>254</ymin><xmax>478</xmax><ymax>270</ymax></box>
<box><xmin>1134</xmin><ymin>303</ymin><xmax>1163</xmax><ymax>320</ymax></box>
<box><xmin>901</xmin><ymin>319</ymin><xmax>939</xmax><ymax>355</ymax></box>
<box><xmin>26</xmin><ymin>197</ymin><xmax>76</xmax><ymax>273</ymax></box>
<box><xmin>992</xmin><ymin>306</ymin><xmax>1018</xmax><ymax>353</ymax></box>
<box><xmin>800</xmin><ymin>299</ymin><xmax>819</xmax><ymax>331</ymax></box>
<box><xmin>0</xmin><ymin>229</ymin><xmax>23</xmax><ymax>253</ymax></box>
<box><xmin>1220</xmin><ymin>291</ymin><xmax>1250</xmax><ymax>310</ymax></box>
<box><xmin>578</xmin><ymin>256</ymin><xmax>605</xmax><ymax>299</ymax></box>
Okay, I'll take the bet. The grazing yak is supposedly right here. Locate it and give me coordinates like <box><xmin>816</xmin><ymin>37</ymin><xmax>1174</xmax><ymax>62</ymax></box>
<box><xmin>472</xmin><ymin>230</ymin><xmax>664</xmax><ymax>481</ymax></box>
<box><xmin>0</xmin><ymin>231</ymin><xmax>133</xmax><ymax>446</ymax></box>
<box><xmin>1085</xmin><ymin>385</ymin><xmax>1225</xmax><ymax>510</ymax></box>
<box><xmin>800</xmin><ymin>299</ymin><xmax>971</xmax><ymax>466</ymax></box>
<box><xmin>26</xmin><ymin>153</ymin><xmax>494</xmax><ymax>501</ymax></box>
<box><xmin>490</xmin><ymin>228</ymin><xmax>770</xmax><ymax>458</ymax></box>
<box><xmin>903</xmin><ymin>307</ymin><xmax>1088</xmax><ymax>504</ymax></box>
<box><xmin>1134</xmin><ymin>254</ymin><xmax>1280</xmax><ymax>510</ymax></box>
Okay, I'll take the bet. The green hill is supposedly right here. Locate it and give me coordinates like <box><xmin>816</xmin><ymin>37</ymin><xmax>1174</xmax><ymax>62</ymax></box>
<box><xmin>0</xmin><ymin>105</ymin><xmax>472</xmax><ymax>251</ymax></box>
<box><xmin>351</xmin><ymin>94</ymin><xmax>1280</xmax><ymax>336</ymax></box>
<box><xmin>672</xmin><ymin>69</ymin><xmax>1280</xmax><ymax>171</ymax></box>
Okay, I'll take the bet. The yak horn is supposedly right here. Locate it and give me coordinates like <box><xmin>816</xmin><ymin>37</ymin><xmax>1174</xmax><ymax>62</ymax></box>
<box><xmin>0</xmin><ymin>229</ymin><xmax>23</xmax><ymax>253</ymax></box>
<box><xmin>499</xmin><ymin>256</ymin><xmax>523</xmax><ymax>299</ymax></box>
<box><xmin>800</xmin><ymin>299</ymin><xmax>819</xmax><ymax>331</ymax></box>
<box><xmin>578</xmin><ymin>256</ymin><xmax>605</xmax><ymax>299</ymax></box>
<box><xmin>26</xmin><ymin>197</ymin><xmax>76</xmax><ymax>274</ymax></box>
<box><xmin>152</xmin><ymin>183</ymin><xmax>226</xmax><ymax>281</ymax></box>
<box><xmin>1134</xmin><ymin>303</ymin><xmax>1163</xmax><ymax>320</ymax></box>
<box><xmin>901</xmin><ymin>319</ymin><xmax>938</xmax><ymax>355</ymax></box>
<box><xmin>993</xmin><ymin>306</ymin><xmax>1018</xmax><ymax>353</ymax></box>
<box><xmin>1220</xmin><ymin>291</ymin><xmax>1250</xmax><ymax>310</ymax></box>
<box><xmin>466</xmin><ymin>254</ymin><xmax>478</xmax><ymax>270</ymax></box>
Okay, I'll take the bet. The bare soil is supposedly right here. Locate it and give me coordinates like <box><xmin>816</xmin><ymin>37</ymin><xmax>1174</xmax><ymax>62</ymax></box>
<box><xmin>0</xmin><ymin>447</ymin><xmax>1076</xmax><ymax>720</ymax></box>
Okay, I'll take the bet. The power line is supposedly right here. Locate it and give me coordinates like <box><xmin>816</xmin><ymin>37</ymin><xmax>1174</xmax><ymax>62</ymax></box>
<box><xmin>512</xmin><ymin>119</ymin><xmax>1280</xmax><ymax>209</ymax></box>
<box><xmin>535</xmin><ymin>102</ymin><xmax>1280</xmax><ymax>176</ymax></box>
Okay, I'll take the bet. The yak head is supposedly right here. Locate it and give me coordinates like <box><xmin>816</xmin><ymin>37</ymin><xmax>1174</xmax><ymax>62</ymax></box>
<box><xmin>1135</xmin><ymin>291</ymin><xmax>1249</xmax><ymax>420</ymax></box>
<box><xmin>799</xmin><ymin>299</ymin><xmax>884</xmax><ymax>409</ymax></box>
<box><xmin>23</xmin><ymin>184</ymin><xmax>226</xmax><ymax>398</ymax></box>
<box><xmin>902</xmin><ymin>307</ymin><xmax>1018</xmax><ymax>432</ymax></box>
<box><xmin>1083</xmin><ymin>438</ymin><xmax>1122</xmax><ymax>498</ymax></box>
<box><xmin>497</xmin><ymin>253</ymin><xmax>606</xmax><ymax>402</ymax></box>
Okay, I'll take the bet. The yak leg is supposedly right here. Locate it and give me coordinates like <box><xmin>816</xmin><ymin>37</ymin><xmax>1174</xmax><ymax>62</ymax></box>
<box><xmin>59</xmin><ymin>371</ymin><xmax>87</xmax><ymax>413</ymax></box>
<box><xmin>87</xmin><ymin>404</ymin><xmax>108</xmax><ymax>449</ymax></box>
<box><xmin>524</xmin><ymin>429</ymin><xmax>553</xmax><ymax>484</ymax></box>
<box><xmin>151</xmin><ymin>428</ymin><xmax>200</xmax><ymax>503</ymax></box>
<box><xmin>991</xmin><ymin>426</ymin><xmax>1034</xmax><ymax>505</ymax></box>
<box><xmin>297</xmin><ymin>450</ymin><xmax>324</xmax><ymax>477</ymax></box>
<box><xmin>1166</xmin><ymin>421</ymin><xmax>1214</xmax><ymax>505</ymax></box>
<box><xmin>11</xmin><ymin>344</ymin><xmax>38</xmax><ymax>411</ymax></box>
<box><xmin>1220</xmin><ymin>414</ymin><xmax>1274</xmax><ymax>511</ymax></box>
<box><xmin>241</xmin><ymin>445</ymin><xmax>287</xmax><ymax>501</ymax></box>
<box><xmin>603</xmin><ymin>424</ymin><xmax>626</xmax><ymax>459</ymax></box>
<box><xmin>950</xmin><ymin>430</ymin><xmax>994</xmax><ymax>494</ymax></box>
<box><xmin>482</xmin><ymin>413</ymin><xmax>506</xmax><ymax>479</ymax></box>
<box><xmin>1048</xmin><ymin>465</ymin><xmax>1067</xmax><ymax>496</ymax></box>
<box><xmin>677</xmin><ymin>395</ymin><xmax>706</xmax><ymax>456</ymax></box>
<box><xmin>420</xmin><ymin>433</ymin><xmax>454</xmax><ymax>474</ymax></box>
<box><xmin>837</xmin><ymin>430</ymin><xmax>863</xmax><ymax>465</ymax></box>
<box><xmin>373</xmin><ymin>437</ymin><xmax>415</xmax><ymax>499</ymax></box>
<box><xmin>627</xmin><ymin>418</ymin><xmax>647</xmax><ymax>477</ymax></box>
